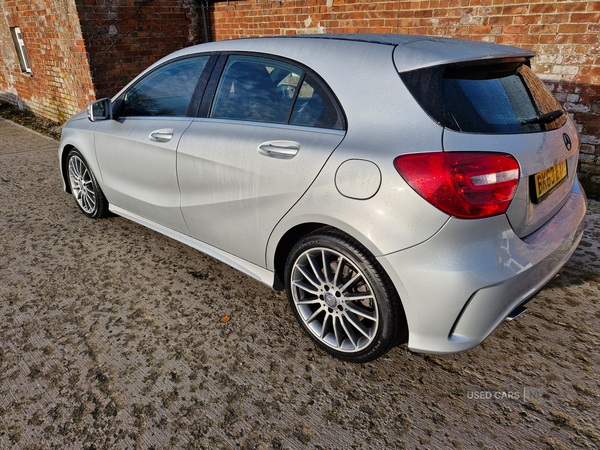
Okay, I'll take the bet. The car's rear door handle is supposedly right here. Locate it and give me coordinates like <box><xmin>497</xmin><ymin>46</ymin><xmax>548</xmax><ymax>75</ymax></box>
<box><xmin>149</xmin><ymin>129</ymin><xmax>174</xmax><ymax>142</ymax></box>
<box><xmin>258</xmin><ymin>141</ymin><xmax>300</xmax><ymax>159</ymax></box>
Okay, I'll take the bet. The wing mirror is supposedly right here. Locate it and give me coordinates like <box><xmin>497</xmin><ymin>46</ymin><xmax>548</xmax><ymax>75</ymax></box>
<box><xmin>87</xmin><ymin>98</ymin><xmax>113</xmax><ymax>122</ymax></box>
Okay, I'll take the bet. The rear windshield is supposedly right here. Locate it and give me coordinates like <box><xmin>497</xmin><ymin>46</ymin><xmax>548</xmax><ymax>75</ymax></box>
<box><xmin>400</xmin><ymin>60</ymin><xmax>567</xmax><ymax>134</ymax></box>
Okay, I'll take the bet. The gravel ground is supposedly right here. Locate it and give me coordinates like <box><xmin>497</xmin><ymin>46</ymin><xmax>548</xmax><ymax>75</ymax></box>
<box><xmin>0</xmin><ymin>117</ymin><xmax>599</xmax><ymax>450</ymax></box>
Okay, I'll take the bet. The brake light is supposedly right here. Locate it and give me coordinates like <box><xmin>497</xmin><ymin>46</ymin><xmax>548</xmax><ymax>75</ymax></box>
<box><xmin>394</xmin><ymin>152</ymin><xmax>520</xmax><ymax>219</ymax></box>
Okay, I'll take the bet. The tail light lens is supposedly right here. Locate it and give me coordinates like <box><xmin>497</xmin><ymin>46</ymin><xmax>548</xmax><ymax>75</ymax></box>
<box><xmin>394</xmin><ymin>152</ymin><xmax>520</xmax><ymax>219</ymax></box>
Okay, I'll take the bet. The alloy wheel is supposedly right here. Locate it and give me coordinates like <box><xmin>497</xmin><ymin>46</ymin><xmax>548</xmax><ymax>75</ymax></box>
<box><xmin>290</xmin><ymin>247</ymin><xmax>379</xmax><ymax>353</ymax></box>
<box><xmin>68</xmin><ymin>155</ymin><xmax>97</xmax><ymax>214</ymax></box>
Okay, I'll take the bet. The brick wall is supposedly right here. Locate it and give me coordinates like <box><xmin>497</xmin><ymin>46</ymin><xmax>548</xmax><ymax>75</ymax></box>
<box><xmin>0</xmin><ymin>0</ymin><xmax>95</xmax><ymax>123</ymax></box>
<box><xmin>0</xmin><ymin>0</ymin><xmax>203</xmax><ymax>122</ymax></box>
<box><xmin>209</xmin><ymin>0</ymin><xmax>600</xmax><ymax>198</ymax></box>
<box><xmin>76</xmin><ymin>0</ymin><xmax>204</xmax><ymax>99</ymax></box>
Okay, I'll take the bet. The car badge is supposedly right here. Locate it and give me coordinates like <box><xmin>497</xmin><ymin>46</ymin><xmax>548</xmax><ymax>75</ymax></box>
<box><xmin>563</xmin><ymin>133</ymin><xmax>572</xmax><ymax>151</ymax></box>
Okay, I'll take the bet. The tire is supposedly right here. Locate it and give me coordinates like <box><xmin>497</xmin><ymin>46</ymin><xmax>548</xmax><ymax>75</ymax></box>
<box><xmin>284</xmin><ymin>229</ymin><xmax>407</xmax><ymax>363</ymax></box>
<box><xmin>66</xmin><ymin>149</ymin><xmax>109</xmax><ymax>219</ymax></box>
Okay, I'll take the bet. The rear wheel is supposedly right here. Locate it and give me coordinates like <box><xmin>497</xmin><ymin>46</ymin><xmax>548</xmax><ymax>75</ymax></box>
<box><xmin>67</xmin><ymin>149</ymin><xmax>109</xmax><ymax>219</ymax></box>
<box><xmin>284</xmin><ymin>229</ymin><xmax>407</xmax><ymax>362</ymax></box>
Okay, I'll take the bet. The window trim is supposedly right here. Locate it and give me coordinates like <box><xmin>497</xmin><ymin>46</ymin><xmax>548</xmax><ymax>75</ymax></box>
<box><xmin>9</xmin><ymin>27</ymin><xmax>32</xmax><ymax>75</ymax></box>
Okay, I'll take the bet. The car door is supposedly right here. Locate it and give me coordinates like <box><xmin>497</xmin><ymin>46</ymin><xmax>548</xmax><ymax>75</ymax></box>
<box><xmin>177</xmin><ymin>54</ymin><xmax>346</xmax><ymax>266</ymax></box>
<box><xmin>94</xmin><ymin>55</ymin><xmax>212</xmax><ymax>232</ymax></box>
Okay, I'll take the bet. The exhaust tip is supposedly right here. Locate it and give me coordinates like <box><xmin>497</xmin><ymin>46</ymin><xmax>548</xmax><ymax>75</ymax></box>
<box><xmin>506</xmin><ymin>305</ymin><xmax>528</xmax><ymax>321</ymax></box>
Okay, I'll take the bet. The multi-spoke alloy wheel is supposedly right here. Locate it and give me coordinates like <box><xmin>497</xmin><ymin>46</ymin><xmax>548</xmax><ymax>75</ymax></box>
<box><xmin>291</xmin><ymin>247</ymin><xmax>379</xmax><ymax>353</ymax></box>
<box><xmin>68</xmin><ymin>155</ymin><xmax>96</xmax><ymax>214</ymax></box>
<box><xmin>285</xmin><ymin>230</ymin><xmax>407</xmax><ymax>362</ymax></box>
<box><xmin>66</xmin><ymin>150</ymin><xmax>109</xmax><ymax>219</ymax></box>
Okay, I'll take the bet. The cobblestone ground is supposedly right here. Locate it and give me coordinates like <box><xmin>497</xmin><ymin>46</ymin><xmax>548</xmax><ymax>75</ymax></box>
<box><xmin>0</xmin><ymin>118</ymin><xmax>599</xmax><ymax>449</ymax></box>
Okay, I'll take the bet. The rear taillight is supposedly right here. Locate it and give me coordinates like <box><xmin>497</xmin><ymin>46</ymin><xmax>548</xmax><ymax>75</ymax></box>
<box><xmin>394</xmin><ymin>152</ymin><xmax>520</xmax><ymax>219</ymax></box>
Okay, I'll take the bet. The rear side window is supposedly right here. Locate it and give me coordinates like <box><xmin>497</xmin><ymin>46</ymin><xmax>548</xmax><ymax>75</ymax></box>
<box><xmin>211</xmin><ymin>55</ymin><xmax>299</xmax><ymax>124</ymax></box>
<box><xmin>400</xmin><ymin>60</ymin><xmax>567</xmax><ymax>134</ymax></box>
<box><xmin>209</xmin><ymin>55</ymin><xmax>345</xmax><ymax>130</ymax></box>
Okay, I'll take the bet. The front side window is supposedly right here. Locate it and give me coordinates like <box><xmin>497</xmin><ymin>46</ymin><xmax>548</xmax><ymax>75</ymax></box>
<box><xmin>119</xmin><ymin>56</ymin><xmax>209</xmax><ymax>117</ymax></box>
<box><xmin>209</xmin><ymin>55</ymin><xmax>345</xmax><ymax>130</ymax></box>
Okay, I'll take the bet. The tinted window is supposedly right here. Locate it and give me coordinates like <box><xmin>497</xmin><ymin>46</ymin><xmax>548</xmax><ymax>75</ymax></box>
<box><xmin>210</xmin><ymin>55</ymin><xmax>300</xmax><ymax>124</ymax></box>
<box><xmin>209</xmin><ymin>55</ymin><xmax>345</xmax><ymax>130</ymax></box>
<box><xmin>290</xmin><ymin>74</ymin><xmax>342</xmax><ymax>129</ymax></box>
<box><xmin>120</xmin><ymin>56</ymin><xmax>209</xmax><ymax>117</ymax></box>
<box><xmin>401</xmin><ymin>61</ymin><xmax>567</xmax><ymax>134</ymax></box>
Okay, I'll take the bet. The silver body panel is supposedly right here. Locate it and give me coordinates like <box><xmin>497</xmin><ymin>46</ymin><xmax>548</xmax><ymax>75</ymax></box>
<box><xmin>177</xmin><ymin>119</ymin><xmax>344</xmax><ymax>266</ymax></box>
<box><xmin>59</xmin><ymin>34</ymin><xmax>587</xmax><ymax>355</ymax></box>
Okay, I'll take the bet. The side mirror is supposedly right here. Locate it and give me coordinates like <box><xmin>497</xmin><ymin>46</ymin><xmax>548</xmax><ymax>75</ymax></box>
<box><xmin>87</xmin><ymin>98</ymin><xmax>113</xmax><ymax>122</ymax></box>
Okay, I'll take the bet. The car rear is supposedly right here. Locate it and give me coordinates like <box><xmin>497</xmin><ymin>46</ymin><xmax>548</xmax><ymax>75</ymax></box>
<box><xmin>385</xmin><ymin>40</ymin><xmax>587</xmax><ymax>353</ymax></box>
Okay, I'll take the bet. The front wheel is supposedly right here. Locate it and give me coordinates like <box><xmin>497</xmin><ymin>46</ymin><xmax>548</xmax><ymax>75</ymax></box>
<box><xmin>284</xmin><ymin>229</ymin><xmax>407</xmax><ymax>363</ymax></box>
<box><xmin>66</xmin><ymin>149</ymin><xmax>109</xmax><ymax>219</ymax></box>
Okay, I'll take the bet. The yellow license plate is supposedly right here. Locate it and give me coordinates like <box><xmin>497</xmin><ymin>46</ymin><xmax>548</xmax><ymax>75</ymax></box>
<box><xmin>534</xmin><ymin>160</ymin><xmax>567</xmax><ymax>202</ymax></box>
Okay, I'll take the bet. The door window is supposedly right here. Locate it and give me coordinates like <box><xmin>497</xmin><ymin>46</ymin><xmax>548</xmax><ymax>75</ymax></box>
<box><xmin>210</xmin><ymin>55</ymin><xmax>301</xmax><ymax>124</ymax></box>
<box><xmin>290</xmin><ymin>74</ymin><xmax>342</xmax><ymax>129</ymax></box>
<box><xmin>209</xmin><ymin>55</ymin><xmax>345</xmax><ymax>130</ymax></box>
<box><xmin>119</xmin><ymin>56</ymin><xmax>209</xmax><ymax>117</ymax></box>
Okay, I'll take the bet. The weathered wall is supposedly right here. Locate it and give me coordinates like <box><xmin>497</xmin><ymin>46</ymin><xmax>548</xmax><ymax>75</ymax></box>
<box><xmin>0</xmin><ymin>0</ymin><xmax>204</xmax><ymax>122</ymax></box>
<box><xmin>75</xmin><ymin>0</ymin><xmax>204</xmax><ymax>99</ymax></box>
<box><xmin>209</xmin><ymin>0</ymin><xmax>600</xmax><ymax>198</ymax></box>
<box><xmin>0</xmin><ymin>0</ymin><xmax>96</xmax><ymax>123</ymax></box>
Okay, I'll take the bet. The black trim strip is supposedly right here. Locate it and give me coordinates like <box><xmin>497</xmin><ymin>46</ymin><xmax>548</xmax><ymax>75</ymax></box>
<box><xmin>186</xmin><ymin>54</ymin><xmax>219</xmax><ymax>117</ymax></box>
<box><xmin>197</xmin><ymin>54</ymin><xmax>228</xmax><ymax>118</ymax></box>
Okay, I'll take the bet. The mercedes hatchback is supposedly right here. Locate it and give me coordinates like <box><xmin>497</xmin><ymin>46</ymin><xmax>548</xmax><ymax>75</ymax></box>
<box><xmin>59</xmin><ymin>34</ymin><xmax>587</xmax><ymax>362</ymax></box>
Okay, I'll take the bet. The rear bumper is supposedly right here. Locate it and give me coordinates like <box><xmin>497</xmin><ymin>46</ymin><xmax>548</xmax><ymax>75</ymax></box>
<box><xmin>378</xmin><ymin>179</ymin><xmax>587</xmax><ymax>354</ymax></box>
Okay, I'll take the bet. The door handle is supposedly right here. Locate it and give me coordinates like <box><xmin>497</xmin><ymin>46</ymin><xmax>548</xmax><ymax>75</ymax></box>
<box><xmin>149</xmin><ymin>129</ymin><xmax>174</xmax><ymax>142</ymax></box>
<box><xmin>258</xmin><ymin>141</ymin><xmax>300</xmax><ymax>159</ymax></box>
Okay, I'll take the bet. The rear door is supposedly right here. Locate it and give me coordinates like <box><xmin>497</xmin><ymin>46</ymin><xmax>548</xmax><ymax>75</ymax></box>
<box><xmin>177</xmin><ymin>54</ymin><xmax>346</xmax><ymax>266</ymax></box>
<box><xmin>94</xmin><ymin>55</ymin><xmax>212</xmax><ymax>232</ymax></box>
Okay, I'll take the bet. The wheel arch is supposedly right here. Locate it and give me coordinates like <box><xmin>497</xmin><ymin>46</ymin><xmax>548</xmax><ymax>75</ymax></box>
<box><xmin>270</xmin><ymin>220</ymin><xmax>388</xmax><ymax>292</ymax></box>
<box><xmin>60</xmin><ymin>144</ymin><xmax>77</xmax><ymax>194</ymax></box>
<box><xmin>271</xmin><ymin>222</ymin><xmax>328</xmax><ymax>291</ymax></box>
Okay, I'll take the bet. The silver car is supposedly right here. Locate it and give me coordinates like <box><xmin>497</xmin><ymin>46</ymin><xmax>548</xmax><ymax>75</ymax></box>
<box><xmin>59</xmin><ymin>34</ymin><xmax>587</xmax><ymax>362</ymax></box>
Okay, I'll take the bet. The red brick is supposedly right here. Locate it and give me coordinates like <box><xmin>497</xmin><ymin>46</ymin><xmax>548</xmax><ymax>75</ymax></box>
<box><xmin>557</xmin><ymin>2</ymin><xmax>588</xmax><ymax>13</ymax></box>
<box><xmin>558</xmin><ymin>23</ymin><xmax>590</xmax><ymax>34</ymax></box>
<box><xmin>571</xmin><ymin>34</ymin><xmax>599</xmax><ymax>44</ymax></box>
<box><xmin>530</xmin><ymin>4</ymin><xmax>556</xmax><ymax>14</ymax></box>
<box><xmin>541</xmin><ymin>14</ymin><xmax>570</xmax><ymax>24</ymax></box>
<box><xmin>514</xmin><ymin>15</ymin><xmax>541</xmax><ymax>25</ymax></box>
<box><xmin>503</xmin><ymin>25</ymin><xmax>529</xmax><ymax>34</ymax></box>
<box><xmin>571</xmin><ymin>12</ymin><xmax>600</xmax><ymax>23</ymax></box>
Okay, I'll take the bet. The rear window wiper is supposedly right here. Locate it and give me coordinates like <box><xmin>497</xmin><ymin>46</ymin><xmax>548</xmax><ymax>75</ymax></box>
<box><xmin>521</xmin><ymin>109</ymin><xmax>564</xmax><ymax>125</ymax></box>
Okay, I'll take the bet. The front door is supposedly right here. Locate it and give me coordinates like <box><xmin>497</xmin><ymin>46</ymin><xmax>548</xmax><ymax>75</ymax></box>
<box><xmin>94</xmin><ymin>55</ymin><xmax>211</xmax><ymax>232</ymax></box>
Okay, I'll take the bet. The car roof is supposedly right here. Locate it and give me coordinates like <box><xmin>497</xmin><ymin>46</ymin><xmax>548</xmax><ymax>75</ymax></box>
<box><xmin>167</xmin><ymin>33</ymin><xmax>536</xmax><ymax>73</ymax></box>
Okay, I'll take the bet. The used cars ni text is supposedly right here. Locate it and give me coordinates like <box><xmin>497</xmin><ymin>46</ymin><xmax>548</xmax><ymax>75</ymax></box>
<box><xmin>59</xmin><ymin>34</ymin><xmax>586</xmax><ymax>362</ymax></box>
